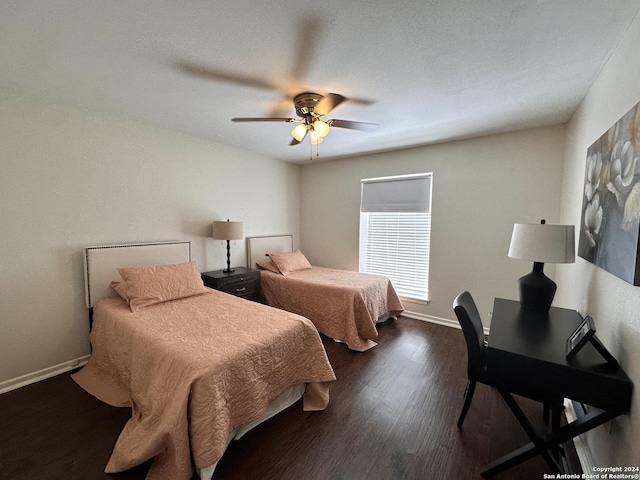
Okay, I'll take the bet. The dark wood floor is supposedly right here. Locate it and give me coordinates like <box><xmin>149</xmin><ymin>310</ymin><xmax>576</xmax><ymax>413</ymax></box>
<box><xmin>0</xmin><ymin>317</ymin><xmax>580</xmax><ymax>480</ymax></box>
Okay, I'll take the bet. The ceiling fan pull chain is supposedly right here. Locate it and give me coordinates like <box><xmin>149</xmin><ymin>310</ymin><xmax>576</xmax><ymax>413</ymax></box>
<box><xmin>309</xmin><ymin>138</ymin><xmax>313</xmax><ymax>161</ymax></box>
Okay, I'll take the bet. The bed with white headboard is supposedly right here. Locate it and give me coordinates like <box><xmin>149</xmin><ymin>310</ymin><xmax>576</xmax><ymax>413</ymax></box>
<box><xmin>74</xmin><ymin>241</ymin><xmax>335</xmax><ymax>480</ymax></box>
<box><xmin>247</xmin><ymin>235</ymin><xmax>405</xmax><ymax>352</ymax></box>
<box><xmin>247</xmin><ymin>234</ymin><xmax>294</xmax><ymax>268</ymax></box>
<box><xmin>84</xmin><ymin>241</ymin><xmax>192</xmax><ymax>309</ymax></box>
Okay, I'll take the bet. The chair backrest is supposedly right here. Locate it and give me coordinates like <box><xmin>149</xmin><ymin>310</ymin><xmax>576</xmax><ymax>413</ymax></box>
<box><xmin>453</xmin><ymin>291</ymin><xmax>486</xmax><ymax>380</ymax></box>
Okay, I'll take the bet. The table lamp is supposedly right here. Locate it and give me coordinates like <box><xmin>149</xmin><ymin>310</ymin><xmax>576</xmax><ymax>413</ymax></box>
<box><xmin>508</xmin><ymin>220</ymin><xmax>575</xmax><ymax>313</ymax></box>
<box><xmin>212</xmin><ymin>219</ymin><xmax>243</xmax><ymax>273</ymax></box>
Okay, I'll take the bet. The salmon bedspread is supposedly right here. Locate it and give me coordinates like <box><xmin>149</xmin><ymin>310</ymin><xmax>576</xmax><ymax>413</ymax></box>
<box><xmin>260</xmin><ymin>267</ymin><xmax>404</xmax><ymax>351</ymax></box>
<box><xmin>72</xmin><ymin>290</ymin><xmax>336</xmax><ymax>480</ymax></box>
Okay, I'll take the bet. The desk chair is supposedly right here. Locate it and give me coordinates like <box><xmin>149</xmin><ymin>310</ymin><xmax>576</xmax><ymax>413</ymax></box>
<box><xmin>453</xmin><ymin>291</ymin><xmax>493</xmax><ymax>427</ymax></box>
<box><xmin>453</xmin><ymin>291</ymin><xmax>559</xmax><ymax>429</ymax></box>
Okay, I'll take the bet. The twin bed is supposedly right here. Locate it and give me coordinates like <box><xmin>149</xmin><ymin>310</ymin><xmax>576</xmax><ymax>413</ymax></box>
<box><xmin>73</xmin><ymin>241</ymin><xmax>336</xmax><ymax>480</ymax></box>
<box><xmin>74</xmin><ymin>237</ymin><xmax>403</xmax><ymax>479</ymax></box>
<box><xmin>247</xmin><ymin>235</ymin><xmax>404</xmax><ymax>352</ymax></box>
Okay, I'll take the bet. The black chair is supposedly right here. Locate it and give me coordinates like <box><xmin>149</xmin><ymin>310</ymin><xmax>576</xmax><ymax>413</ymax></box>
<box><xmin>453</xmin><ymin>291</ymin><xmax>560</xmax><ymax>428</ymax></box>
<box><xmin>453</xmin><ymin>291</ymin><xmax>494</xmax><ymax>427</ymax></box>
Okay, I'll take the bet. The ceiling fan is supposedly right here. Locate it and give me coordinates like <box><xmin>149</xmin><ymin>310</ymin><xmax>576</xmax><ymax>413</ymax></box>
<box><xmin>176</xmin><ymin>16</ymin><xmax>377</xmax><ymax>159</ymax></box>
<box><xmin>231</xmin><ymin>92</ymin><xmax>379</xmax><ymax>157</ymax></box>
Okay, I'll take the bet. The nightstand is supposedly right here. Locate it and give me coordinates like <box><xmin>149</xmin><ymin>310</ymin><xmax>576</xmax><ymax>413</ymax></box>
<box><xmin>201</xmin><ymin>267</ymin><xmax>260</xmax><ymax>302</ymax></box>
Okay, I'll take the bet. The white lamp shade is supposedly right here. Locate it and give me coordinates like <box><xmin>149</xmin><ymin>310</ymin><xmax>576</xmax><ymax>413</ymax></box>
<box><xmin>309</xmin><ymin>130</ymin><xmax>323</xmax><ymax>145</ymax></box>
<box><xmin>508</xmin><ymin>223</ymin><xmax>575</xmax><ymax>263</ymax></box>
<box><xmin>291</xmin><ymin>124</ymin><xmax>308</xmax><ymax>142</ymax></box>
<box><xmin>212</xmin><ymin>220</ymin><xmax>243</xmax><ymax>240</ymax></box>
<box><xmin>313</xmin><ymin>119</ymin><xmax>330</xmax><ymax>137</ymax></box>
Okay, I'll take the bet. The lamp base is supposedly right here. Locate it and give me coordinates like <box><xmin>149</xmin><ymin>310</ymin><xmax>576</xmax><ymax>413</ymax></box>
<box><xmin>223</xmin><ymin>240</ymin><xmax>234</xmax><ymax>274</ymax></box>
<box><xmin>518</xmin><ymin>262</ymin><xmax>556</xmax><ymax>314</ymax></box>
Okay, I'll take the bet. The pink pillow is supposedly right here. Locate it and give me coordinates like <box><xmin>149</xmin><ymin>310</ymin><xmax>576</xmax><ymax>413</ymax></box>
<box><xmin>256</xmin><ymin>259</ymin><xmax>281</xmax><ymax>273</ymax></box>
<box><xmin>110</xmin><ymin>281</ymin><xmax>129</xmax><ymax>300</ymax></box>
<box><xmin>116</xmin><ymin>261</ymin><xmax>209</xmax><ymax>311</ymax></box>
<box><xmin>268</xmin><ymin>250</ymin><xmax>312</xmax><ymax>276</ymax></box>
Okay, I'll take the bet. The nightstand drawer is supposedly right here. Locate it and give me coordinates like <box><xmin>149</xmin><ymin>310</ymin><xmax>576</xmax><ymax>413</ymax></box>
<box><xmin>217</xmin><ymin>276</ymin><xmax>258</xmax><ymax>296</ymax></box>
<box><xmin>215</xmin><ymin>271</ymin><xmax>259</xmax><ymax>288</ymax></box>
<box><xmin>201</xmin><ymin>267</ymin><xmax>260</xmax><ymax>302</ymax></box>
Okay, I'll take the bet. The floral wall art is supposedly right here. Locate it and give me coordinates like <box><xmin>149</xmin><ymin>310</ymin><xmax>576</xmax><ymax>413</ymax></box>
<box><xmin>578</xmin><ymin>101</ymin><xmax>640</xmax><ymax>286</ymax></box>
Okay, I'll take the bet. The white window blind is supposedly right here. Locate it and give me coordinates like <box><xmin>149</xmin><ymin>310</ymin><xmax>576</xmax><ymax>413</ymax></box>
<box><xmin>359</xmin><ymin>173</ymin><xmax>432</xmax><ymax>301</ymax></box>
<box><xmin>361</xmin><ymin>174</ymin><xmax>431</xmax><ymax>213</ymax></box>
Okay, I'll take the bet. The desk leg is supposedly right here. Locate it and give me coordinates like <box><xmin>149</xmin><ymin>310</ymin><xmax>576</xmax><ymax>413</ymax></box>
<box><xmin>551</xmin><ymin>398</ymin><xmax>563</xmax><ymax>461</ymax></box>
<box><xmin>486</xmin><ymin>387</ymin><xmax>562</xmax><ymax>475</ymax></box>
<box><xmin>481</xmin><ymin>390</ymin><xmax>620</xmax><ymax>478</ymax></box>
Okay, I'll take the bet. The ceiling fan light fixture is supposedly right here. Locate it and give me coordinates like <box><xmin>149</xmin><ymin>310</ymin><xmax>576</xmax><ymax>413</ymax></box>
<box><xmin>313</xmin><ymin>119</ymin><xmax>330</xmax><ymax>137</ymax></box>
<box><xmin>309</xmin><ymin>130</ymin><xmax>323</xmax><ymax>144</ymax></box>
<box><xmin>230</xmin><ymin>91</ymin><xmax>379</xmax><ymax>157</ymax></box>
<box><xmin>291</xmin><ymin>123</ymin><xmax>308</xmax><ymax>141</ymax></box>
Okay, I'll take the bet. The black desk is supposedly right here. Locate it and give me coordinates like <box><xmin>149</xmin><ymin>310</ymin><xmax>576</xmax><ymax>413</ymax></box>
<box><xmin>482</xmin><ymin>298</ymin><xmax>633</xmax><ymax>477</ymax></box>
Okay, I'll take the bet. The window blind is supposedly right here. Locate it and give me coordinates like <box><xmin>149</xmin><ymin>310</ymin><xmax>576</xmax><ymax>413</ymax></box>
<box><xmin>361</xmin><ymin>174</ymin><xmax>431</xmax><ymax>213</ymax></box>
<box><xmin>359</xmin><ymin>173</ymin><xmax>432</xmax><ymax>301</ymax></box>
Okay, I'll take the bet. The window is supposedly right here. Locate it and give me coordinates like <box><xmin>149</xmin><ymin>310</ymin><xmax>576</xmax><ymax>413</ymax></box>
<box><xmin>359</xmin><ymin>173</ymin><xmax>432</xmax><ymax>301</ymax></box>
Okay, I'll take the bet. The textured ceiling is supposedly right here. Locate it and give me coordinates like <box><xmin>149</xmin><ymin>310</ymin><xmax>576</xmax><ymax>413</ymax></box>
<box><xmin>2</xmin><ymin>1</ymin><xmax>639</xmax><ymax>163</ymax></box>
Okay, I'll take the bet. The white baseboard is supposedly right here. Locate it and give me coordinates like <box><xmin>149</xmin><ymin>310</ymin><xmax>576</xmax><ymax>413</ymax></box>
<box><xmin>402</xmin><ymin>310</ymin><xmax>490</xmax><ymax>336</ymax></box>
<box><xmin>0</xmin><ymin>355</ymin><xmax>90</xmax><ymax>395</ymax></box>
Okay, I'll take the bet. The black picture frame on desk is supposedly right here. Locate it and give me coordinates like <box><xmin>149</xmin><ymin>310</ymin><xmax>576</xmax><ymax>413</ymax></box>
<box><xmin>566</xmin><ymin>315</ymin><xmax>596</xmax><ymax>360</ymax></box>
<box><xmin>566</xmin><ymin>316</ymin><xmax>619</xmax><ymax>367</ymax></box>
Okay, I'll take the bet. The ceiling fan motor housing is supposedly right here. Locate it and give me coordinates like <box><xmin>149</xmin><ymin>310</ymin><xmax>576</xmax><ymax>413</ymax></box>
<box><xmin>294</xmin><ymin>92</ymin><xmax>324</xmax><ymax>118</ymax></box>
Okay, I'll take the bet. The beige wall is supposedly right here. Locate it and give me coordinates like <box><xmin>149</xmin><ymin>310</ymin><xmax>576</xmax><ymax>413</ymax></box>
<box><xmin>299</xmin><ymin>125</ymin><xmax>566</xmax><ymax>326</ymax></box>
<box><xmin>0</xmin><ymin>88</ymin><xmax>300</xmax><ymax>385</ymax></box>
<box><xmin>556</xmin><ymin>12</ymin><xmax>640</xmax><ymax>469</ymax></box>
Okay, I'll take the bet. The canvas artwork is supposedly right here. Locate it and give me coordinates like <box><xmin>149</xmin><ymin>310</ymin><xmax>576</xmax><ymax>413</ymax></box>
<box><xmin>578</xmin><ymin>101</ymin><xmax>640</xmax><ymax>286</ymax></box>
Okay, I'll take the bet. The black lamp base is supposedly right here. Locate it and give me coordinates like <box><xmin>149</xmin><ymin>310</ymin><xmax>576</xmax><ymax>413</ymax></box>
<box><xmin>518</xmin><ymin>262</ymin><xmax>556</xmax><ymax>314</ymax></box>
<box><xmin>223</xmin><ymin>240</ymin><xmax>234</xmax><ymax>273</ymax></box>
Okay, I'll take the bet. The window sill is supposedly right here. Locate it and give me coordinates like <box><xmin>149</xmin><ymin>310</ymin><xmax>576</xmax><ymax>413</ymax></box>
<box><xmin>399</xmin><ymin>296</ymin><xmax>430</xmax><ymax>306</ymax></box>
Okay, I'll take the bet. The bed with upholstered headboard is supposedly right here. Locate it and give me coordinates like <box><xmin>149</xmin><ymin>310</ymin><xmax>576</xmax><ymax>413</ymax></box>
<box><xmin>247</xmin><ymin>235</ymin><xmax>405</xmax><ymax>352</ymax></box>
<box><xmin>83</xmin><ymin>241</ymin><xmax>191</xmax><ymax>327</ymax></box>
<box><xmin>74</xmin><ymin>241</ymin><xmax>335</xmax><ymax>480</ymax></box>
<box><xmin>247</xmin><ymin>234</ymin><xmax>294</xmax><ymax>268</ymax></box>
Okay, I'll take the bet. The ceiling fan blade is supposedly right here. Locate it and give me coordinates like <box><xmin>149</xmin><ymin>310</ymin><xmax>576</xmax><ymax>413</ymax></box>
<box><xmin>177</xmin><ymin>61</ymin><xmax>278</xmax><ymax>91</ymax></box>
<box><xmin>268</xmin><ymin>95</ymin><xmax>297</xmax><ymax>117</ymax></box>
<box><xmin>267</xmin><ymin>15</ymin><xmax>324</xmax><ymax>117</ymax></box>
<box><xmin>329</xmin><ymin>119</ymin><xmax>379</xmax><ymax>132</ymax></box>
<box><xmin>290</xmin><ymin>14</ymin><xmax>323</xmax><ymax>85</ymax></box>
<box><xmin>232</xmin><ymin>117</ymin><xmax>297</xmax><ymax>123</ymax></box>
<box><xmin>347</xmin><ymin>96</ymin><xmax>376</xmax><ymax>107</ymax></box>
<box><xmin>315</xmin><ymin>93</ymin><xmax>346</xmax><ymax>115</ymax></box>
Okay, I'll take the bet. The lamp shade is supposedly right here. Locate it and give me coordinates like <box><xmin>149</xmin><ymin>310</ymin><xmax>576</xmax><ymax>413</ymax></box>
<box><xmin>212</xmin><ymin>220</ymin><xmax>243</xmax><ymax>240</ymax></box>
<box><xmin>291</xmin><ymin>124</ymin><xmax>308</xmax><ymax>142</ymax></box>
<box><xmin>313</xmin><ymin>119</ymin><xmax>330</xmax><ymax>137</ymax></box>
<box><xmin>309</xmin><ymin>130</ymin><xmax>323</xmax><ymax>145</ymax></box>
<box><xmin>508</xmin><ymin>223</ymin><xmax>575</xmax><ymax>264</ymax></box>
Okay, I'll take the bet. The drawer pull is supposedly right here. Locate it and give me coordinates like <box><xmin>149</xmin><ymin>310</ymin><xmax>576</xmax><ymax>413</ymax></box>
<box><xmin>235</xmin><ymin>287</ymin><xmax>247</xmax><ymax>292</ymax></box>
